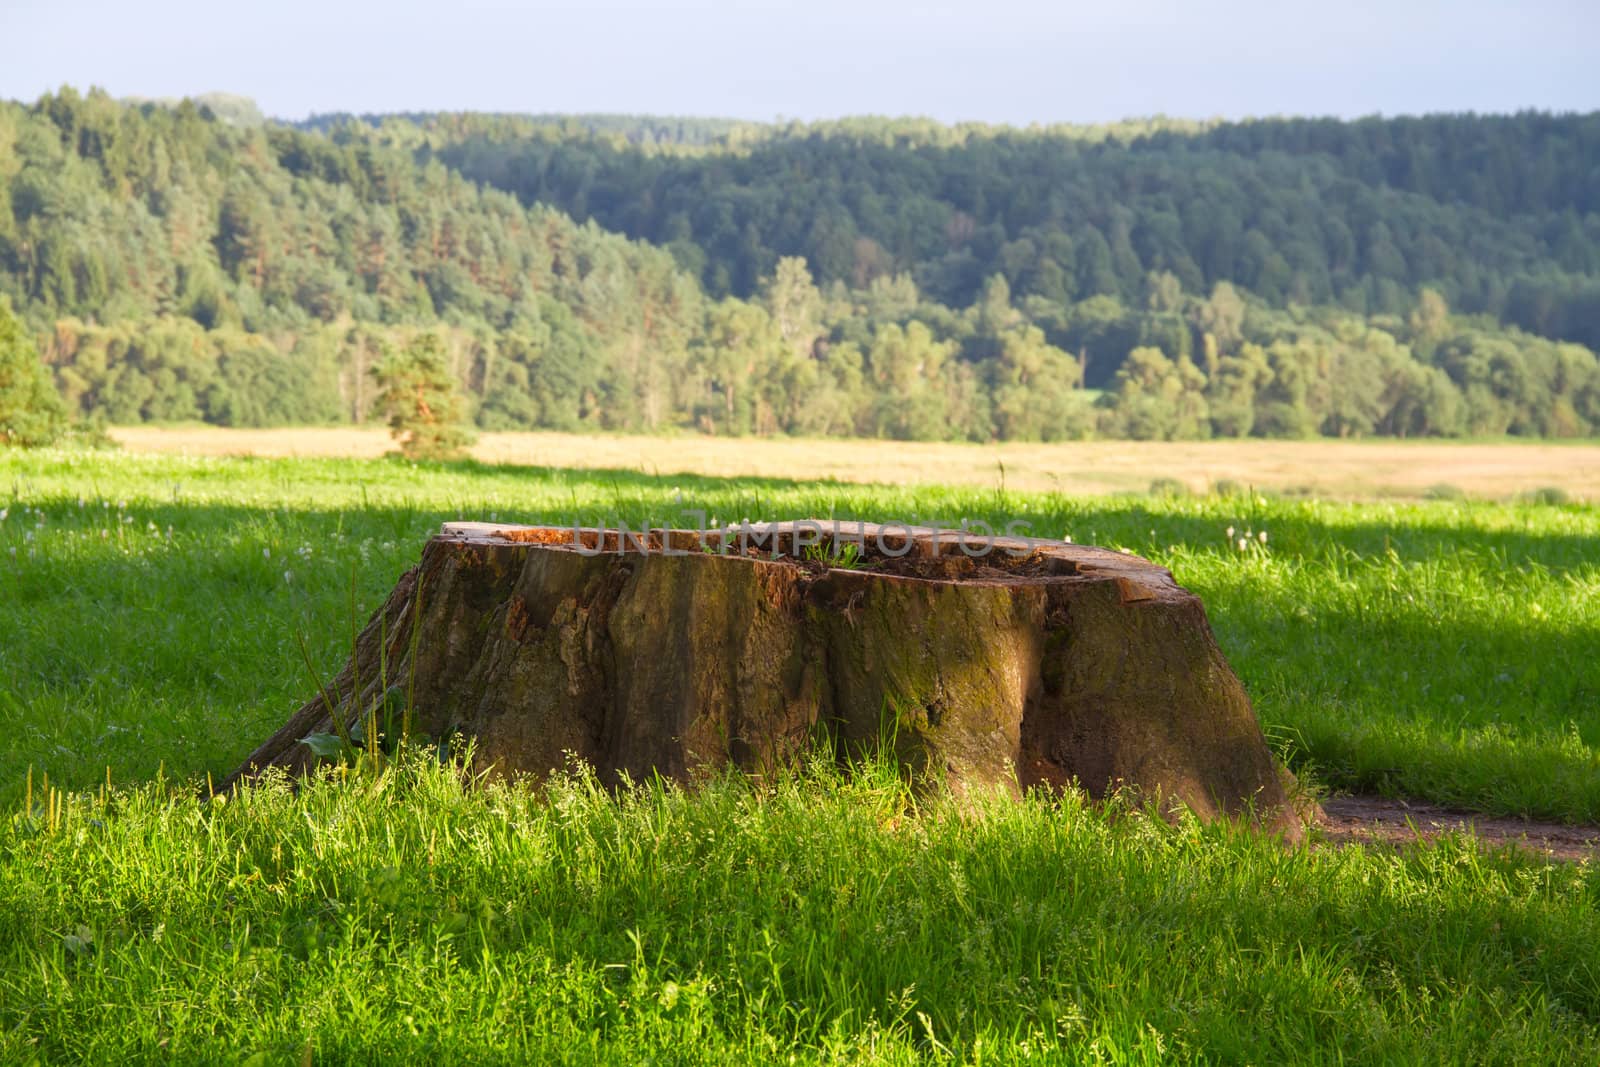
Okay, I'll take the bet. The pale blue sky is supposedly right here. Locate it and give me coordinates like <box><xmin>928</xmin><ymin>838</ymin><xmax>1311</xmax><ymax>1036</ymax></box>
<box><xmin>3</xmin><ymin>0</ymin><xmax>1596</xmax><ymax>123</ymax></box>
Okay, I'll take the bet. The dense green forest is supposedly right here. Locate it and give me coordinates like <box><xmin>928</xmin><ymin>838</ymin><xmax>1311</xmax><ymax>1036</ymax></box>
<box><xmin>396</xmin><ymin>110</ymin><xmax>1600</xmax><ymax>349</ymax></box>
<box><xmin>2</xmin><ymin>87</ymin><xmax>1598</xmax><ymax>442</ymax></box>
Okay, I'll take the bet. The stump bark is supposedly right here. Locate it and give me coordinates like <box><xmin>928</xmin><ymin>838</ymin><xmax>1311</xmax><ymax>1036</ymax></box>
<box><xmin>226</xmin><ymin>521</ymin><xmax>1308</xmax><ymax>839</ymax></box>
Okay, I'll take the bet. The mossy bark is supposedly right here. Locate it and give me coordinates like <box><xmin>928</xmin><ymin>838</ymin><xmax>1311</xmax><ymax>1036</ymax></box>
<box><xmin>225</xmin><ymin>521</ymin><xmax>1308</xmax><ymax>840</ymax></box>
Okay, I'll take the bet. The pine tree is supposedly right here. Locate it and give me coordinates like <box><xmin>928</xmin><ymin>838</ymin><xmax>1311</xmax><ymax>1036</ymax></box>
<box><xmin>371</xmin><ymin>333</ymin><xmax>475</xmax><ymax>460</ymax></box>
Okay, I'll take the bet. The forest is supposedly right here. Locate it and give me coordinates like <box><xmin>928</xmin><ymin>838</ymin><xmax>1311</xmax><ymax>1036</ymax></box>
<box><xmin>2</xmin><ymin>87</ymin><xmax>1598</xmax><ymax>441</ymax></box>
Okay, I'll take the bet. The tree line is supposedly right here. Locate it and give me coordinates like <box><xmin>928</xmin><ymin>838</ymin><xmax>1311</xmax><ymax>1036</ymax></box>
<box><xmin>1</xmin><ymin>89</ymin><xmax>1597</xmax><ymax>445</ymax></box>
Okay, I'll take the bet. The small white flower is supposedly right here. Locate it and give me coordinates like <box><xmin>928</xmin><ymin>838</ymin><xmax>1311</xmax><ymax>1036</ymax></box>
<box><xmin>0</xmin><ymin>508</ymin><xmax>7</xmax><ymax>522</ymax></box>
<box><xmin>1225</xmin><ymin>526</ymin><xmax>1235</xmax><ymax>539</ymax></box>
<box><xmin>100</xmin><ymin>529</ymin><xmax>109</xmax><ymax>539</ymax></box>
<box><xmin>263</xmin><ymin>547</ymin><xmax>271</xmax><ymax>559</ymax></box>
<box><xmin>1237</xmin><ymin>538</ymin><xmax>1248</xmax><ymax>551</ymax></box>
<box><xmin>1062</xmin><ymin>535</ymin><xmax>1072</xmax><ymax>544</ymax></box>
<box><xmin>283</xmin><ymin>570</ymin><xmax>294</xmax><ymax>584</ymax></box>
<box><xmin>1258</xmin><ymin>530</ymin><xmax>1268</xmax><ymax>544</ymax></box>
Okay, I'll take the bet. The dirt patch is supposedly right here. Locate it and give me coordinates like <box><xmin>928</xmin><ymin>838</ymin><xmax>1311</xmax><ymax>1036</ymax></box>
<box><xmin>1318</xmin><ymin>796</ymin><xmax>1600</xmax><ymax>862</ymax></box>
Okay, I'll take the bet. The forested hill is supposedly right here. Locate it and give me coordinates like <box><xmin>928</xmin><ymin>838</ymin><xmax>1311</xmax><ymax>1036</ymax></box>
<box><xmin>0</xmin><ymin>89</ymin><xmax>707</xmax><ymax>429</ymax></box>
<box><xmin>2</xmin><ymin>88</ymin><xmax>1599</xmax><ymax>441</ymax></box>
<box><xmin>383</xmin><ymin>111</ymin><xmax>1600</xmax><ymax>347</ymax></box>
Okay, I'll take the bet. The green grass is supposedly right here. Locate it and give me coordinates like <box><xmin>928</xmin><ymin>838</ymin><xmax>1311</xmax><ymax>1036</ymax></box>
<box><xmin>2</xmin><ymin>448</ymin><xmax>1596</xmax><ymax>820</ymax></box>
<box><xmin>6</xmin><ymin>756</ymin><xmax>1600</xmax><ymax>1064</ymax></box>
<box><xmin>2</xmin><ymin>447</ymin><xmax>1599</xmax><ymax>1062</ymax></box>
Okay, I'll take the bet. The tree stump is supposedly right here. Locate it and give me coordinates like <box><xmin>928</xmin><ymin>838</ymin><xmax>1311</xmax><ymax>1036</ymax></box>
<box><xmin>226</xmin><ymin>521</ymin><xmax>1308</xmax><ymax>839</ymax></box>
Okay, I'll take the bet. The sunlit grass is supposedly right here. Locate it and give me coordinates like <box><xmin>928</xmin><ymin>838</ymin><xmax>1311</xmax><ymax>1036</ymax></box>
<box><xmin>2</xmin><ymin>447</ymin><xmax>1598</xmax><ymax>1061</ymax></box>
<box><xmin>4</xmin><ymin>754</ymin><xmax>1600</xmax><ymax>1063</ymax></box>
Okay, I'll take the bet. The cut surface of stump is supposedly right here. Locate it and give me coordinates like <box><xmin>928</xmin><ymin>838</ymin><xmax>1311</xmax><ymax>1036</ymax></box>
<box><xmin>226</xmin><ymin>520</ymin><xmax>1308</xmax><ymax>840</ymax></box>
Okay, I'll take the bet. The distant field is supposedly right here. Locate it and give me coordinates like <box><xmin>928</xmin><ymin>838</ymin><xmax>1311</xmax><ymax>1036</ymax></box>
<box><xmin>109</xmin><ymin>426</ymin><xmax>1600</xmax><ymax>501</ymax></box>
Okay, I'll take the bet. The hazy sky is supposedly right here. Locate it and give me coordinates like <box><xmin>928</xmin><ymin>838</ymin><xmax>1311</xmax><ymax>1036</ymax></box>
<box><xmin>4</xmin><ymin>0</ymin><xmax>1596</xmax><ymax>124</ymax></box>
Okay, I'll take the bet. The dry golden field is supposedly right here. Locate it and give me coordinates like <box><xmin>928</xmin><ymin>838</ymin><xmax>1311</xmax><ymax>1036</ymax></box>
<box><xmin>108</xmin><ymin>426</ymin><xmax>1599</xmax><ymax>501</ymax></box>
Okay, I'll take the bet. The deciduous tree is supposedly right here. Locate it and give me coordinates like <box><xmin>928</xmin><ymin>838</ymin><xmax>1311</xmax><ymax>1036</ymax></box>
<box><xmin>0</xmin><ymin>297</ymin><xmax>67</xmax><ymax>447</ymax></box>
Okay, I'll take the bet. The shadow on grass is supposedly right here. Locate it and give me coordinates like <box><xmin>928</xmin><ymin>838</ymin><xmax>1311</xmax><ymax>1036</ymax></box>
<box><xmin>176</xmin><ymin>452</ymin><xmax>1600</xmax><ymax>572</ymax></box>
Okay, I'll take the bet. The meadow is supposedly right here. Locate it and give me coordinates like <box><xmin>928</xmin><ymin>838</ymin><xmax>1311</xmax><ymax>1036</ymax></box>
<box><xmin>108</xmin><ymin>426</ymin><xmax>1600</xmax><ymax>501</ymax></box>
<box><xmin>2</xmin><ymin>445</ymin><xmax>1598</xmax><ymax>1063</ymax></box>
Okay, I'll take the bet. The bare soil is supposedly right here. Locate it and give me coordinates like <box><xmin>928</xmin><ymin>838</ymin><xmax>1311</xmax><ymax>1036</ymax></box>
<box><xmin>1319</xmin><ymin>796</ymin><xmax>1600</xmax><ymax>862</ymax></box>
